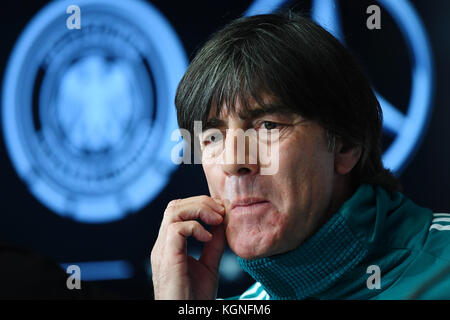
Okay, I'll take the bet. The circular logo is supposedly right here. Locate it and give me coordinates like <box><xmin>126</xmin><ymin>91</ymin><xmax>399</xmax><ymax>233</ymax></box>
<box><xmin>246</xmin><ymin>0</ymin><xmax>434</xmax><ymax>174</ymax></box>
<box><xmin>2</xmin><ymin>0</ymin><xmax>188</xmax><ymax>223</ymax></box>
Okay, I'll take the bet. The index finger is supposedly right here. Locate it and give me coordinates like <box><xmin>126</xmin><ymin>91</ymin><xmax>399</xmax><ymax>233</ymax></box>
<box><xmin>168</xmin><ymin>195</ymin><xmax>225</xmax><ymax>214</ymax></box>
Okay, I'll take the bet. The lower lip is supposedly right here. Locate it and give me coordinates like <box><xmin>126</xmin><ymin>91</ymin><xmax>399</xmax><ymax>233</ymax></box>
<box><xmin>230</xmin><ymin>201</ymin><xmax>271</xmax><ymax>215</ymax></box>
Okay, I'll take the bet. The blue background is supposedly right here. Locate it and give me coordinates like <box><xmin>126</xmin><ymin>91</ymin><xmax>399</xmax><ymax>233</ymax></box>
<box><xmin>0</xmin><ymin>0</ymin><xmax>449</xmax><ymax>298</ymax></box>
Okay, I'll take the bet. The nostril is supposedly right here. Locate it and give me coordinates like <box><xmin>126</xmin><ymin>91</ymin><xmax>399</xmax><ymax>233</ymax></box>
<box><xmin>237</xmin><ymin>167</ymin><xmax>251</xmax><ymax>175</ymax></box>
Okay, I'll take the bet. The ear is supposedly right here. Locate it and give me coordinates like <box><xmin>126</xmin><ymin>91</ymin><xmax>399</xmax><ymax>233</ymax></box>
<box><xmin>334</xmin><ymin>141</ymin><xmax>362</xmax><ymax>175</ymax></box>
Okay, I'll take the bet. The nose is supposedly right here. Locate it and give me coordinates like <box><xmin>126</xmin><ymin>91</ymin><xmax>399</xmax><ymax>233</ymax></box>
<box><xmin>221</xmin><ymin>129</ymin><xmax>259</xmax><ymax>176</ymax></box>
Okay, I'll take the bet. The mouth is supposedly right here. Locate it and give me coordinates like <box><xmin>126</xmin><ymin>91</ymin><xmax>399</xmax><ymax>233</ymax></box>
<box><xmin>230</xmin><ymin>198</ymin><xmax>271</xmax><ymax>215</ymax></box>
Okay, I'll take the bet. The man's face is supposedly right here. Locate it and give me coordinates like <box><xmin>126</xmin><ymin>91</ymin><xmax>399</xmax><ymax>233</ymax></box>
<box><xmin>201</xmin><ymin>101</ymin><xmax>339</xmax><ymax>260</ymax></box>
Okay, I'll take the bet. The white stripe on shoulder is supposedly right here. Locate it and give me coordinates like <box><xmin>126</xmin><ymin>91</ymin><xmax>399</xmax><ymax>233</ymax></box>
<box><xmin>433</xmin><ymin>213</ymin><xmax>450</xmax><ymax>217</ymax></box>
<box><xmin>430</xmin><ymin>224</ymin><xmax>450</xmax><ymax>231</ymax></box>
<box><xmin>243</xmin><ymin>289</ymin><xmax>269</xmax><ymax>300</ymax></box>
<box><xmin>430</xmin><ymin>214</ymin><xmax>450</xmax><ymax>231</ymax></box>
<box><xmin>432</xmin><ymin>217</ymin><xmax>450</xmax><ymax>223</ymax></box>
<box><xmin>240</xmin><ymin>282</ymin><xmax>261</xmax><ymax>298</ymax></box>
<box><xmin>239</xmin><ymin>282</ymin><xmax>270</xmax><ymax>300</ymax></box>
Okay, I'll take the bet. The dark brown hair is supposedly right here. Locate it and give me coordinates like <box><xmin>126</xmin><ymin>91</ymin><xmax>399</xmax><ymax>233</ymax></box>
<box><xmin>175</xmin><ymin>12</ymin><xmax>401</xmax><ymax>192</ymax></box>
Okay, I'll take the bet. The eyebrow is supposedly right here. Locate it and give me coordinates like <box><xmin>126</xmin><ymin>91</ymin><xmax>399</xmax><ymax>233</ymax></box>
<box><xmin>202</xmin><ymin>118</ymin><xmax>227</xmax><ymax>132</ymax></box>
<box><xmin>239</xmin><ymin>104</ymin><xmax>293</xmax><ymax>120</ymax></box>
<box><xmin>203</xmin><ymin>104</ymin><xmax>294</xmax><ymax>132</ymax></box>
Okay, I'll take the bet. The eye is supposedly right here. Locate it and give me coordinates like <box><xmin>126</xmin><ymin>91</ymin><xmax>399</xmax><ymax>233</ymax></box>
<box><xmin>260</xmin><ymin>121</ymin><xmax>279</xmax><ymax>130</ymax></box>
<box><xmin>201</xmin><ymin>130</ymin><xmax>223</xmax><ymax>146</ymax></box>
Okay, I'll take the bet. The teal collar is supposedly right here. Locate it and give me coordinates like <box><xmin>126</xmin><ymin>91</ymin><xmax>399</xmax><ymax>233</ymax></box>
<box><xmin>238</xmin><ymin>184</ymin><xmax>377</xmax><ymax>300</ymax></box>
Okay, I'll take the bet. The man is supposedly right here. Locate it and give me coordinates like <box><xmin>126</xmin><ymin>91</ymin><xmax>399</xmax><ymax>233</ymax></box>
<box><xmin>151</xmin><ymin>12</ymin><xmax>450</xmax><ymax>300</ymax></box>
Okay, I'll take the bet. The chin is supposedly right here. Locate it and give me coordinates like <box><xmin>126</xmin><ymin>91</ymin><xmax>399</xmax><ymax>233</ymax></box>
<box><xmin>224</xmin><ymin>209</ymin><xmax>285</xmax><ymax>259</ymax></box>
<box><xmin>230</xmin><ymin>246</ymin><xmax>264</xmax><ymax>260</ymax></box>
<box><xmin>225</xmin><ymin>227</ymin><xmax>278</xmax><ymax>260</ymax></box>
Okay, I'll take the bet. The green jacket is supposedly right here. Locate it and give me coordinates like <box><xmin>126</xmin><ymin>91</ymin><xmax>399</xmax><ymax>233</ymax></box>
<box><xmin>229</xmin><ymin>184</ymin><xmax>450</xmax><ymax>300</ymax></box>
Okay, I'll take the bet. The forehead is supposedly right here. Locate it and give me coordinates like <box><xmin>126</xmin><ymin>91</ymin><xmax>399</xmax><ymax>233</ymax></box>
<box><xmin>207</xmin><ymin>98</ymin><xmax>293</xmax><ymax>121</ymax></box>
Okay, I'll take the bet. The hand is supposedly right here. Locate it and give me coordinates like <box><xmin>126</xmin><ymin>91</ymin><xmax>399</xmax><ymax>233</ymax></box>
<box><xmin>150</xmin><ymin>195</ymin><xmax>226</xmax><ymax>300</ymax></box>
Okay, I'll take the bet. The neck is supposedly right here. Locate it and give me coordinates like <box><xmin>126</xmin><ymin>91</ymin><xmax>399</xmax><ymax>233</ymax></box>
<box><xmin>237</xmin><ymin>183</ymin><xmax>371</xmax><ymax>300</ymax></box>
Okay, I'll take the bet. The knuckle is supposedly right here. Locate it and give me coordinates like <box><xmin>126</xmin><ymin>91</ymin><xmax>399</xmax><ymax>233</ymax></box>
<box><xmin>189</xmin><ymin>220</ymin><xmax>200</xmax><ymax>232</ymax></box>
<box><xmin>150</xmin><ymin>252</ymin><xmax>158</xmax><ymax>268</ymax></box>
<box><xmin>150</xmin><ymin>249</ymin><xmax>156</xmax><ymax>263</ymax></box>
<box><xmin>150</xmin><ymin>242</ymin><xmax>160</xmax><ymax>258</ymax></box>
<box><xmin>198</xmin><ymin>204</ymin><xmax>212</xmax><ymax>217</ymax></box>
<box><xmin>164</xmin><ymin>200</ymin><xmax>180</xmax><ymax>216</ymax></box>
<box><xmin>167</xmin><ymin>222</ymin><xmax>179</xmax><ymax>234</ymax></box>
<box><xmin>167</xmin><ymin>199</ymin><xmax>181</xmax><ymax>208</ymax></box>
<box><xmin>199</xmin><ymin>195</ymin><xmax>210</xmax><ymax>204</ymax></box>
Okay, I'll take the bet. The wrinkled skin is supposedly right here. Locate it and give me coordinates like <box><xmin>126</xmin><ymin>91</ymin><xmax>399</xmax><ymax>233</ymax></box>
<box><xmin>151</xmin><ymin>102</ymin><xmax>361</xmax><ymax>299</ymax></box>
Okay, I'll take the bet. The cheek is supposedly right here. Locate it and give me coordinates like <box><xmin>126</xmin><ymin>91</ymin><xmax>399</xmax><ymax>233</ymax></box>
<box><xmin>264</xmin><ymin>133</ymin><xmax>335</xmax><ymax>241</ymax></box>
<box><xmin>280</xmin><ymin>130</ymin><xmax>335</xmax><ymax>191</ymax></box>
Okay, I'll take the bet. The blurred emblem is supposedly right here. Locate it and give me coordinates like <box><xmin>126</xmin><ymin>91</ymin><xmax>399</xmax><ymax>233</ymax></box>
<box><xmin>2</xmin><ymin>0</ymin><xmax>188</xmax><ymax>222</ymax></box>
